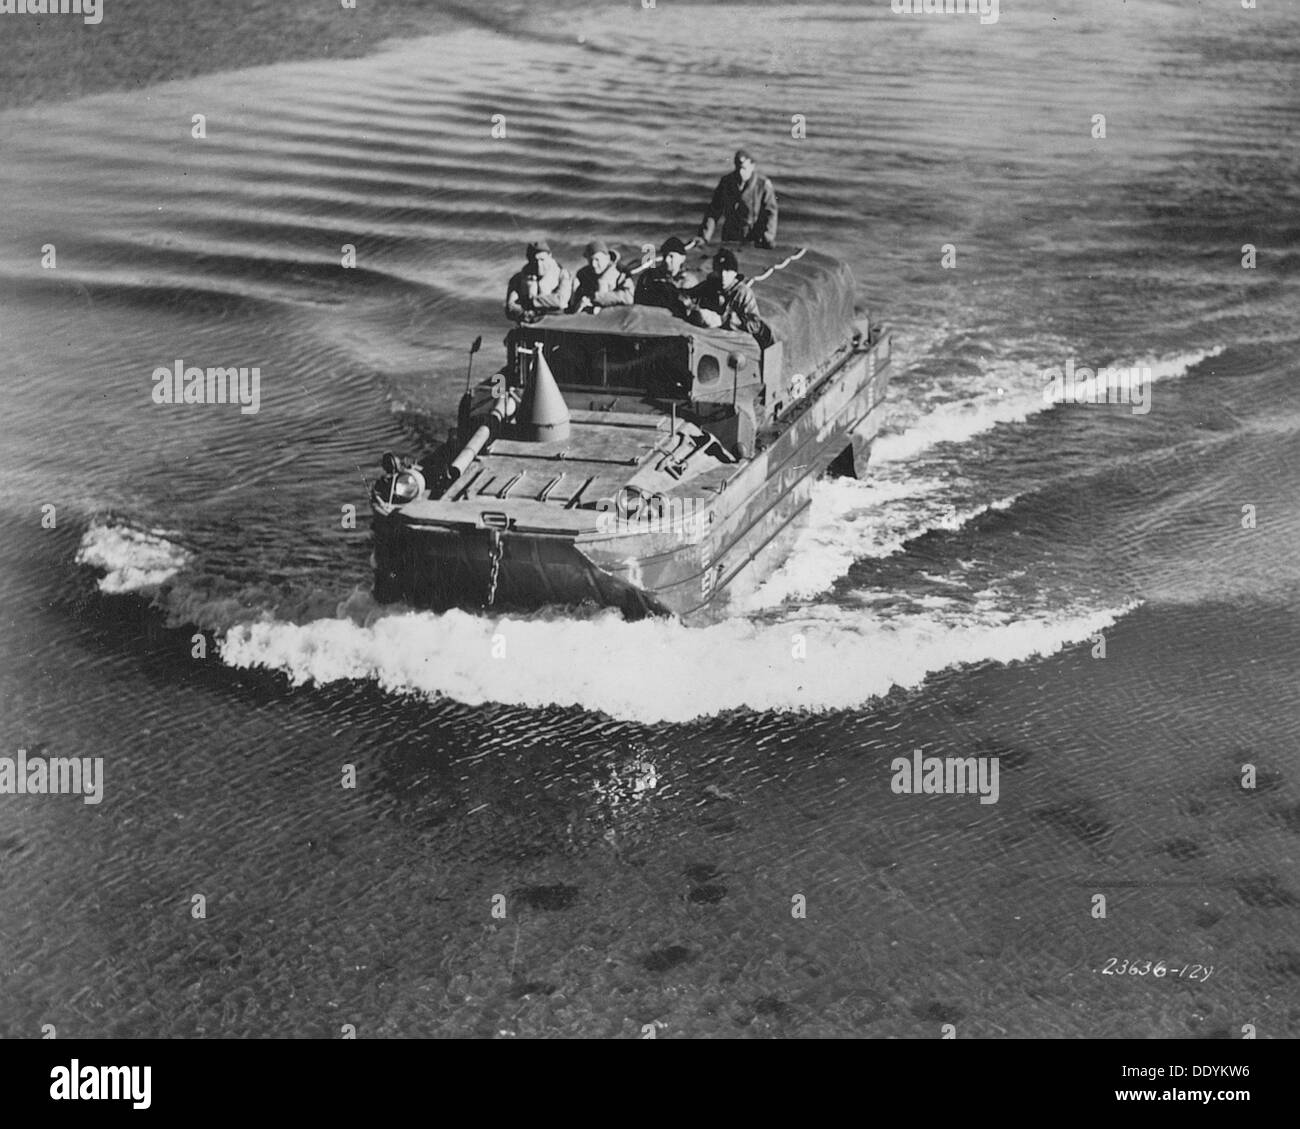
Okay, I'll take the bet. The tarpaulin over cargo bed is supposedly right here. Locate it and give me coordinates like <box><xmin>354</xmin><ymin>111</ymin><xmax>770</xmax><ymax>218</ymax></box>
<box><xmin>740</xmin><ymin>247</ymin><xmax>858</xmax><ymax>379</ymax></box>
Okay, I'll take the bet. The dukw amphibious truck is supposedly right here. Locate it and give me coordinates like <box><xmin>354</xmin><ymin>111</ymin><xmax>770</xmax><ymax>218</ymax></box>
<box><xmin>369</xmin><ymin>245</ymin><xmax>891</xmax><ymax>621</ymax></box>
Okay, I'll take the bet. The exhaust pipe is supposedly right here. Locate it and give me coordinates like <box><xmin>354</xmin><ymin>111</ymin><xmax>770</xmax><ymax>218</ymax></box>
<box><xmin>447</xmin><ymin>391</ymin><xmax>518</xmax><ymax>481</ymax></box>
<box><xmin>446</xmin><ymin>346</ymin><xmax>570</xmax><ymax>482</ymax></box>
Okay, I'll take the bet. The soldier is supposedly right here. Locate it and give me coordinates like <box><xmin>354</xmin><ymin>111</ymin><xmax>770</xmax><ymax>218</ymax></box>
<box><xmin>504</xmin><ymin>240</ymin><xmax>572</xmax><ymax>322</ymax></box>
<box><xmin>697</xmin><ymin>148</ymin><xmax>778</xmax><ymax>249</ymax></box>
<box><xmin>685</xmin><ymin>249</ymin><xmax>772</xmax><ymax>347</ymax></box>
<box><xmin>633</xmin><ymin>236</ymin><xmax>701</xmax><ymax>317</ymax></box>
<box><xmin>569</xmin><ymin>240</ymin><xmax>635</xmax><ymax>313</ymax></box>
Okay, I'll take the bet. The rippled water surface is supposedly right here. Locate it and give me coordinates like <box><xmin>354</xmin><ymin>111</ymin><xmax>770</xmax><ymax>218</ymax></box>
<box><xmin>1</xmin><ymin>0</ymin><xmax>1298</xmax><ymax>1037</ymax></box>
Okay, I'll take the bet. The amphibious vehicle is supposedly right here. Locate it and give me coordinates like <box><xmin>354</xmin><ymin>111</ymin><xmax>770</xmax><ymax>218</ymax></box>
<box><xmin>369</xmin><ymin>244</ymin><xmax>892</xmax><ymax>620</ymax></box>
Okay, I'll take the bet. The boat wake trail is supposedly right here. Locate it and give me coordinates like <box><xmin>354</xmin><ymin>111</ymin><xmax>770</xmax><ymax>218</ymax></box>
<box><xmin>746</xmin><ymin>479</ymin><xmax>1020</xmax><ymax>609</ymax></box>
<box><xmin>747</xmin><ymin>345</ymin><xmax>1224</xmax><ymax>608</ymax></box>
<box><xmin>872</xmin><ymin>345</ymin><xmax>1225</xmax><ymax>466</ymax></box>
<box><xmin>217</xmin><ymin>598</ymin><xmax>1136</xmax><ymax>724</ymax></box>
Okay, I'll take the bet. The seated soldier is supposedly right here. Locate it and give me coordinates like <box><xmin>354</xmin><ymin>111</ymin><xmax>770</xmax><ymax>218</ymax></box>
<box><xmin>684</xmin><ymin>248</ymin><xmax>773</xmax><ymax>348</ymax></box>
<box><xmin>504</xmin><ymin>240</ymin><xmax>572</xmax><ymax>322</ymax></box>
<box><xmin>634</xmin><ymin>236</ymin><xmax>701</xmax><ymax>318</ymax></box>
<box><xmin>569</xmin><ymin>240</ymin><xmax>635</xmax><ymax>313</ymax></box>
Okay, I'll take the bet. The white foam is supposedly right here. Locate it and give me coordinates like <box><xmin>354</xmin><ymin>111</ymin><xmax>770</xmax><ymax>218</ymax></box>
<box><xmin>217</xmin><ymin>600</ymin><xmax>1137</xmax><ymax>724</ymax></box>
<box><xmin>744</xmin><ymin>345</ymin><xmax>1223</xmax><ymax>608</ymax></box>
<box><xmin>1044</xmin><ymin>347</ymin><xmax>1227</xmax><ymax>409</ymax></box>
<box><xmin>745</xmin><ymin>478</ymin><xmax>1019</xmax><ymax>609</ymax></box>
<box><xmin>873</xmin><ymin>345</ymin><xmax>1224</xmax><ymax>465</ymax></box>
<box><xmin>74</xmin><ymin>521</ymin><xmax>190</xmax><ymax>594</ymax></box>
<box><xmin>872</xmin><ymin>387</ymin><xmax>1035</xmax><ymax>466</ymax></box>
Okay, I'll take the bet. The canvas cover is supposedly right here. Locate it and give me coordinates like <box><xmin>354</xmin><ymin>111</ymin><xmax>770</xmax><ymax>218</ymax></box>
<box><xmin>741</xmin><ymin>247</ymin><xmax>858</xmax><ymax>378</ymax></box>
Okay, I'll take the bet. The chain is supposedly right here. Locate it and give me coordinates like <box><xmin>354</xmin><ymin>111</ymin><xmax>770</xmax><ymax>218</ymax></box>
<box><xmin>485</xmin><ymin>529</ymin><xmax>504</xmax><ymax>607</ymax></box>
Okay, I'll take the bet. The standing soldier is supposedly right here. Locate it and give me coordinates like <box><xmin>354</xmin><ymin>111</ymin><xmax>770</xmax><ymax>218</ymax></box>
<box><xmin>697</xmin><ymin>148</ymin><xmax>778</xmax><ymax>249</ymax></box>
<box><xmin>505</xmin><ymin>240</ymin><xmax>572</xmax><ymax>322</ymax></box>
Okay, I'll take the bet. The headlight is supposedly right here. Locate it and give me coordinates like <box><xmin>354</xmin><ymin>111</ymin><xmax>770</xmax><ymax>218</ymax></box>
<box><xmin>372</xmin><ymin>467</ymin><xmax>426</xmax><ymax>507</ymax></box>
<box><xmin>391</xmin><ymin>469</ymin><xmax>425</xmax><ymax>503</ymax></box>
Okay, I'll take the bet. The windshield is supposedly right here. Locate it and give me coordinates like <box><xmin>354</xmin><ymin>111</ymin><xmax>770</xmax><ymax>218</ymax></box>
<box><xmin>527</xmin><ymin>331</ymin><xmax>691</xmax><ymax>396</ymax></box>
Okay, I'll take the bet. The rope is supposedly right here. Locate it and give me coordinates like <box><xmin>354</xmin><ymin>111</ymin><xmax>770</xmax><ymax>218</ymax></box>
<box><xmin>749</xmin><ymin>247</ymin><xmax>807</xmax><ymax>285</ymax></box>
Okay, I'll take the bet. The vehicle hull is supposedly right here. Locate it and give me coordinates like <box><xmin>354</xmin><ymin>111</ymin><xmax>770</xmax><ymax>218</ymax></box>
<box><xmin>372</xmin><ymin>338</ymin><xmax>889</xmax><ymax>622</ymax></box>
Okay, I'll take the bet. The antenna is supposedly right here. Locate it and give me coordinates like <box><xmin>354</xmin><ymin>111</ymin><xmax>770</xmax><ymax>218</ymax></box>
<box><xmin>464</xmin><ymin>335</ymin><xmax>483</xmax><ymax>393</ymax></box>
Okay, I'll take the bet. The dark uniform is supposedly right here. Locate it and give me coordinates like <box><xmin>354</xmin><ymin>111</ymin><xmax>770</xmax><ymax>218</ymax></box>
<box><xmin>634</xmin><ymin>237</ymin><xmax>701</xmax><ymax>318</ymax></box>
<box><xmin>635</xmin><ymin>263</ymin><xmax>700</xmax><ymax>316</ymax></box>
<box><xmin>699</xmin><ymin>151</ymin><xmax>778</xmax><ymax>247</ymax></box>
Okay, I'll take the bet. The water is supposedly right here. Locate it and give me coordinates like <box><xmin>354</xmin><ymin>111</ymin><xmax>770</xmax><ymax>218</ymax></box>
<box><xmin>1</xmin><ymin>0</ymin><xmax>1297</xmax><ymax>1037</ymax></box>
